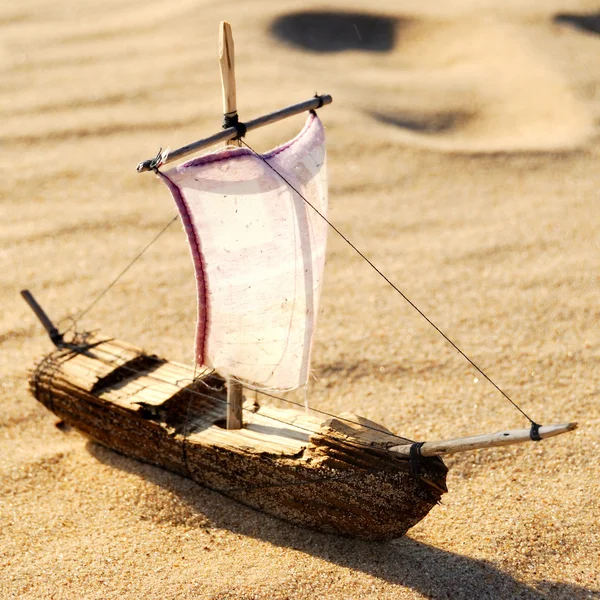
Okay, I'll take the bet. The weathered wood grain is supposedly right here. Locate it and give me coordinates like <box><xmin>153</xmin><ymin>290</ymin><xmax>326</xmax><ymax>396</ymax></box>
<box><xmin>30</xmin><ymin>335</ymin><xmax>447</xmax><ymax>540</ymax></box>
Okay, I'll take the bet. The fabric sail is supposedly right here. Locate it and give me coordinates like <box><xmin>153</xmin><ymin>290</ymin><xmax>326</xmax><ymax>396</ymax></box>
<box><xmin>159</xmin><ymin>113</ymin><xmax>328</xmax><ymax>391</ymax></box>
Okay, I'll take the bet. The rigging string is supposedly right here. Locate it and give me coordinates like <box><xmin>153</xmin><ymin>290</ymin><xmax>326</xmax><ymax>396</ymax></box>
<box><xmin>63</xmin><ymin>214</ymin><xmax>180</xmax><ymax>334</ymax></box>
<box><xmin>41</xmin><ymin>210</ymin><xmax>417</xmax><ymax>452</ymax></box>
<box><xmin>239</xmin><ymin>134</ymin><xmax>539</xmax><ymax>427</ymax></box>
<box><xmin>60</xmin><ymin>120</ymin><xmax>538</xmax><ymax>428</ymax></box>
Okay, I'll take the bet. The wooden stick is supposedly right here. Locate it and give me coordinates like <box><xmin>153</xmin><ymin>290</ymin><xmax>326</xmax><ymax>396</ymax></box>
<box><xmin>226</xmin><ymin>377</ymin><xmax>244</xmax><ymax>430</ymax></box>
<box><xmin>388</xmin><ymin>422</ymin><xmax>577</xmax><ymax>457</ymax></box>
<box><xmin>21</xmin><ymin>290</ymin><xmax>64</xmax><ymax>347</ymax></box>
<box><xmin>136</xmin><ymin>94</ymin><xmax>332</xmax><ymax>172</ymax></box>
<box><xmin>219</xmin><ymin>21</ymin><xmax>239</xmax><ymax>137</ymax></box>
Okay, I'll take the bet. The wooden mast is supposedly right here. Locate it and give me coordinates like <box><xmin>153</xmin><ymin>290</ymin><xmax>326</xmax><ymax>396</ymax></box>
<box><xmin>219</xmin><ymin>21</ymin><xmax>244</xmax><ymax>430</ymax></box>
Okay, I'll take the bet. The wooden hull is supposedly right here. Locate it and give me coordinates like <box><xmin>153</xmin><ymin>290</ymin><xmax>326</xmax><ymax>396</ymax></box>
<box><xmin>30</xmin><ymin>334</ymin><xmax>448</xmax><ymax>540</ymax></box>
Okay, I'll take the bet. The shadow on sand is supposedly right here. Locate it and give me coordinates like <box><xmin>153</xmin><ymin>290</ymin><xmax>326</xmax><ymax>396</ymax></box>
<box><xmin>270</xmin><ymin>11</ymin><xmax>399</xmax><ymax>53</ymax></box>
<box><xmin>555</xmin><ymin>12</ymin><xmax>600</xmax><ymax>36</ymax></box>
<box><xmin>88</xmin><ymin>443</ymin><xmax>596</xmax><ymax>600</ymax></box>
<box><xmin>370</xmin><ymin>110</ymin><xmax>474</xmax><ymax>135</ymax></box>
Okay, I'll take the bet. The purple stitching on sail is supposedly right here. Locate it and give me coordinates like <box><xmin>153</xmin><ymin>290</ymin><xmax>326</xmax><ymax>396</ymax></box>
<box><xmin>263</xmin><ymin>111</ymin><xmax>317</xmax><ymax>159</ymax></box>
<box><xmin>157</xmin><ymin>171</ymin><xmax>210</xmax><ymax>365</ymax></box>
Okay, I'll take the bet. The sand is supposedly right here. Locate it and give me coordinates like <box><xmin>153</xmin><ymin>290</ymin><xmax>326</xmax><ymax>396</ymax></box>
<box><xmin>1</xmin><ymin>0</ymin><xmax>599</xmax><ymax>598</ymax></box>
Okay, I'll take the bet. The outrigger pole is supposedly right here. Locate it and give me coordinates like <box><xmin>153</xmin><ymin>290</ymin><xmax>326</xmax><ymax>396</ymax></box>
<box><xmin>389</xmin><ymin>422</ymin><xmax>577</xmax><ymax>458</ymax></box>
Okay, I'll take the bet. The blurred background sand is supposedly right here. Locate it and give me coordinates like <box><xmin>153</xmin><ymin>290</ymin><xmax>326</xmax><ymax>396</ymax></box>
<box><xmin>1</xmin><ymin>0</ymin><xmax>599</xmax><ymax>598</ymax></box>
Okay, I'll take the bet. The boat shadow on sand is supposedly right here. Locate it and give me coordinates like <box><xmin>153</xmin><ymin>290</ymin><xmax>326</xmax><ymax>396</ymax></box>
<box><xmin>89</xmin><ymin>443</ymin><xmax>595</xmax><ymax>600</ymax></box>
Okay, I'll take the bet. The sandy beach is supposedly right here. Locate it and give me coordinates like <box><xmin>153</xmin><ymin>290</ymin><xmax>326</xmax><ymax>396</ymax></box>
<box><xmin>1</xmin><ymin>0</ymin><xmax>599</xmax><ymax>598</ymax></box>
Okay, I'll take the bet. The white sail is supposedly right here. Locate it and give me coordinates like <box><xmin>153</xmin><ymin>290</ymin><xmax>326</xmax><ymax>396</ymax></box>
<box><xmin>159</xmin><ymin>113</ymin><xmax>328</xmax><ymax>390</ymax></box>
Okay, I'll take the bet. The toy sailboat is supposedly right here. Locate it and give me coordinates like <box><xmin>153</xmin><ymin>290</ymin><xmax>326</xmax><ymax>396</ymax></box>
<box><xmin>22</xmin><ymin>23</ymin><xmax>576</xmax><ymax>541</ymax></box>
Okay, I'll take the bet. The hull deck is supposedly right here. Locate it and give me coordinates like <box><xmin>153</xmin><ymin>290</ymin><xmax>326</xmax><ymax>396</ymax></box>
<box><xmin>31</xmin><ymin>334</ymin><xmax>448</xmax><ymax>540</ymax></box>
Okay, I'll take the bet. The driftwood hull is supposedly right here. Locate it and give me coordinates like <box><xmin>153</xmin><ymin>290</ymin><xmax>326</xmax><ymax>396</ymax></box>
<box><xmin>30</xmin><ymin>335</ymin><xmax>448</xmax><ymax>540</ymax></box>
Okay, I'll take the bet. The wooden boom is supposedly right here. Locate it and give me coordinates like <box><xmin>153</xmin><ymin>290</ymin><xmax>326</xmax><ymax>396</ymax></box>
<box><xmin>389</xmin><ymin>422</ymin><xmax>577</xmax><ymax>458</ymax></box>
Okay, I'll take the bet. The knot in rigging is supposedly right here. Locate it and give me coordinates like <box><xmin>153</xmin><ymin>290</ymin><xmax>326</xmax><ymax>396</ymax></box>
<box><xmin>409</xmin><ymin>441</ymin><xmax>427</xmax><ymax>476</ymax></box>
<box><xmin>313</xmin><ymin>94</ymin><xmax>325</xmax><ymax>109</ymax></box>
<box><xmin>529</xmin><ymin>421</ymin><xmax>542</xmax><ymax>441</ymax></box>
<box><xmin>147</xmin><ymin>147</ymin><xmax>170</xmax><ymax>173</ymax></box>
<box><xmin>223</xmin><ymin>112</ymin><xmax>247</xmax><ymax>140</ymax></box>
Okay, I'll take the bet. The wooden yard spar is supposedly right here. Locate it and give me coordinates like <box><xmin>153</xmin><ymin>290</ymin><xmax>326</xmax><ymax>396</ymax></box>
<box><xmin>22</xmin><ymin>22</ymin><xmax>577</xmax><ymax>540</ymax></box>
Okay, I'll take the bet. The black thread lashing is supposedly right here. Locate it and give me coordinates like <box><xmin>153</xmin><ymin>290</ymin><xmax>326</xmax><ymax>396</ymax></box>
<box><xmin>148</xmin><ymin>147</ymin><xmax>166</xmax><ymax>172</ymax></box>
<box><xmin>409</xmin><ymin>441</ymin><xmax>426</xmax><ymax>476</ymax></box>
<box><xmin>222</xmin><ymin>112</ymin><xmax>247</xmax><ymax>139</ymax></box>
<box><xmin>309</xmin><ymin>96</ymin><xmax>324</xmax><ymax>117</ymax></box>
<box><xmin>530</xmin><ymin>422</ymin><xmax>542</xmax><ymax>441</ymax></box>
